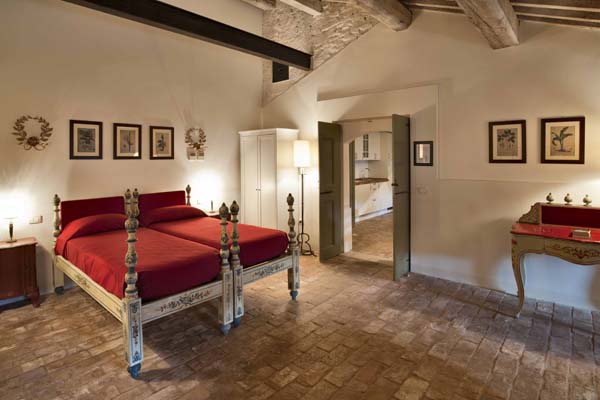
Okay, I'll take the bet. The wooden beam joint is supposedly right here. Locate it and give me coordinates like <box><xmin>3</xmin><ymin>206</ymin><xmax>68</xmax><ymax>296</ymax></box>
<box><xmin>455</xmin><ymin>0</ymin><xmax>519</xmax><ymax>49</ymax></box>
<box><xmin>354</xmin><ymin>0</ymin><xmax>412</xmax><ymax>31</ymax></box>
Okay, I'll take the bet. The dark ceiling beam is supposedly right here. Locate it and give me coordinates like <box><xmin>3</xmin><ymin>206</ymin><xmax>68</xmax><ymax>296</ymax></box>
<box><xmin>519</xmin><ymin>14</ymin><xmax>600</xmax><ymax>27</ymax></box>
<box><xmin>61</xmin><ymin>0</ymin><xmax>312</xmax><ymax>70</ymax></box>
<box><xmin>510</xmin><ymin>0</ymin><xmax>600</xmax><ymax>8</ymax></box>
<box><xmin>453</xmin><ymin>0</ymin><xmax>520</xmax><ymax>49</ymax></box>
<box><xmin>513</xmin><ymin>5</ymin><xmax>600</xmax><ymax>20</ymax></box>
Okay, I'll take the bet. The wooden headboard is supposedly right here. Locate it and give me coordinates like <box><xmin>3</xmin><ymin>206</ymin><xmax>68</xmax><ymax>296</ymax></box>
<box><xmin>138</xmin><ymin>191</ymin><xmax>187</xmax><ymax>216</ymax></box>
<box><xmin>60</xmin><ymin>196</ymin><xmax>125</xmax><ymax>229</ymax></box>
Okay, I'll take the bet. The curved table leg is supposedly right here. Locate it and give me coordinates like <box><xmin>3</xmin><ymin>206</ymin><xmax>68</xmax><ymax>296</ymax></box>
<box><xmin>511</xmin><ymin>240</ymin><xmax>525</xmax><ymax>317</ymax></box>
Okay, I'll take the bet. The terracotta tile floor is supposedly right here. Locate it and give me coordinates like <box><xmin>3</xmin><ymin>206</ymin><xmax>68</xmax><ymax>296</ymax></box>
<box><xmin>352</xmin><ymin>213</ymin><xmax>394</xmax><ymax>261</ymax></box>
<box><xmin>1</xmin><ymin>255</ymin><xmax>599</xmax><ymax>400</ymax></box>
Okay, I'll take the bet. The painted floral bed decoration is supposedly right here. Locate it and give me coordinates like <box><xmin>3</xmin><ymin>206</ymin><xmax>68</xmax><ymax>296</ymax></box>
<box><xmin>12</xmin><ymin>115</ymin><xmax>53</xmax><ymax>150</ymax></box>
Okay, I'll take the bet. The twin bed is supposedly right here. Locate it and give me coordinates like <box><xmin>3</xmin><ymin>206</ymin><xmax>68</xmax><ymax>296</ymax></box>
<box><xmin>52</xmin><ymin>186</ymin><xmax>299</xmax><ymax>378</ymax></box>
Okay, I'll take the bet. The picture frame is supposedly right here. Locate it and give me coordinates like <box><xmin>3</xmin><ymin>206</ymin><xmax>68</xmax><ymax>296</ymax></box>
<box><xmin>113</xmin><ymin>123</ymin><xmax>142</xmax><ymax>160</ymax></box>
<box><xmin>541</xmin><ymin>117</ymin><xmax>585</xmax><ymax>164</ymax></box>
<box><xmin>414</xmin><ymin>141</ymin><xmax>433</xmax><ymax>166</ymax></box>
<box><xmin>488</xmin><ymin>120</ymin><xmax>526</xmax><ymax>163</ymax></box>
<box><xmin>70</xmin><ymin>120</ymin><xmax>102</xmax><ymax>160</ymax></box>
<box><xmin>149</xmin><ymin>126</ymin><xmax>174</xmax><ymax>160</ymax></box>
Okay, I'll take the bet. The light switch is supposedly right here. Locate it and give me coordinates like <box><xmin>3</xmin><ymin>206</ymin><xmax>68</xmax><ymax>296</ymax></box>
<box><xmin>29</xmin><ymin>215</ymin><xmax>43</xmax><ymax>224</ymax></box>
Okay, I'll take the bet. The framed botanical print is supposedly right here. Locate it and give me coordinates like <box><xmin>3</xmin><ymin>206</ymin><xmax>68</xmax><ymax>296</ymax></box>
<box><xmin>70</xmin><ymin>120</ymin><xmax>102</xmax><ymax>159</ymax></box>
<box><xmin>414</xmin><ymin>141</ymin><xmax>433</xmax><ymax>166</ymax></box>
<box><xmin>541</xmin><ymin>117</ymin><xmax>585</xmax><ymax>164</ymax></box>
<box><xmin>488</xmin><ymin>120</ymin><xmax>526</xmax><ymax>163</ymax></box>
<box><xmin>149</xmin><ymin>126</ymin><xmax>174</xmax><ymax>160</ymax></box>
<box><xmin>113</xmin><ymin>123</ymin><xmax>142</xmax><ymax>159</ymax></box>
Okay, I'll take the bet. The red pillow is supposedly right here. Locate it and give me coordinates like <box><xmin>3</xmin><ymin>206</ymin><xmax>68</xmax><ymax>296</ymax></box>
<box><xmin>55</xmin><ymin>213</ymin><xmax>127</xmax><ymax>255</ymax></box>
<box><xmin>141</xmin><ymin>205</ymin><xmax>206</xmax><ymax>226</ymax></box>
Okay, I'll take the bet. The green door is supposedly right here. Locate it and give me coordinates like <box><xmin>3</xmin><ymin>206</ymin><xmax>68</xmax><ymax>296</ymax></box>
<box><xmin>392</xmin><ymin>114</ymin><xmax>411</xmax><ymax>279</ymax></box>
<box><xmin>318</xmin><ymin>121</ymin><xmax>343</xmax><ymax>261</ymax></box>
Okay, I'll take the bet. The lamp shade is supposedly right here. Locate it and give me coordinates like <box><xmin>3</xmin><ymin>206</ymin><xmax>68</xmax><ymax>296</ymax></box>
<box><xmin>1</xmin><ymin>195</ymin><xmax>25</xmax><ymax>220</ymax></box>
<box><xmin>293</xmin><ymin>140</ymin><xmax>311</xmax><ymax>168</ymax></box>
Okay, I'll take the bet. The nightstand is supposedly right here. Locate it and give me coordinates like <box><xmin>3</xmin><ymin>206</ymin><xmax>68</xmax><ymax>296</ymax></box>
<box><xmin>206</xmin><ymin>210</ymin><xmax>231</xmax><ymax>221</ymax></box>
<box><xmin>0</xmin><ymin>237</ymin><xmax>39</xmax><ymax>307</ymax></box>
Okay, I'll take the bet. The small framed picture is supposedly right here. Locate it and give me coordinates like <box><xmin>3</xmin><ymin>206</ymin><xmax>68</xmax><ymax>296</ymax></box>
<box><xmin>149</xmin><ymin>126</ymin><xmax>174</xmax><ymax>160</ymax></box>
<box><xmin>414</xmin><ymin>141</ymin><xmax>433</xmax><ymax>166</ymax></box>
<box><xmin>489</xmin><ymin>120</ymin><xmax>526</xmax><ymax>163</ymax></box>
<box><xmin>113</xmin><ymin>123</ymin><xmax>142</xmax><ymax>159</ymax></box>
<box><xmin>70</xmin><ymin>120</ymin><xmax>102</xmax><ymax>159</ymax></box>
<box><xmin>541</xmin><ymin>117</ymin><xmax>585</xmax><ymax>164</ymax></box>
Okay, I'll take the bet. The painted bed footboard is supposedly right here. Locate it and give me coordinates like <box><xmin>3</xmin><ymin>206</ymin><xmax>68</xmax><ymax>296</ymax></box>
<box><xmin>52</xmin><ymin>189</ymin><xmax>234</xmax><ymax>379</ymax></box>
<box><xmin>231</xmin><ymin>193</ymin><xmax>300</xmax><ymax>327</ymax></box>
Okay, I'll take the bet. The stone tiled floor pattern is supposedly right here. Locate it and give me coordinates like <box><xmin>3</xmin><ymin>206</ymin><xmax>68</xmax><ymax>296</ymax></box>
<box><xmin>1</xmin><ymin>254</ymin><xmax>600</xmax><ymax>399</ymax></box>
<box><xmin>353</xmin><ymin>213</ymin><xmax>394</xmax><ymax>261</ymax></box>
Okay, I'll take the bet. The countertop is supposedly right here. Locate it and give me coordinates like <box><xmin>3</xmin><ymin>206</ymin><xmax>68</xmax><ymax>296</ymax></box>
<box><xmin>355</xmin><ymin>177</ymin><xmax>389</xmax><ymax>186</ymax></box>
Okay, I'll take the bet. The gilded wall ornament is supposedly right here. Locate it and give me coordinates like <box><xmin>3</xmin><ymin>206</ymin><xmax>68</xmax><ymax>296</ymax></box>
<box><xmin>185</xmin><ymin>127</ymin><xmax>207</xmax><ymax>160</ymax></box>
<box><xmin>12</xmin><ymin>115</ymin><xmax>53</xmax><ymax>150</ymax></box>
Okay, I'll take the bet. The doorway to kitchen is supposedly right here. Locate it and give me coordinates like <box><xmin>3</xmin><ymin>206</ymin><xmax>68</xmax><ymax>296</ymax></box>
<box><xmin>351</xmin><ymin>130</ymin><xmax>394</xmax><ymax>262</ymax></box>
<box><xmin>319</xmin><ymin>115</ymin><xmax>411</xmax><ymax>280</ymax></box>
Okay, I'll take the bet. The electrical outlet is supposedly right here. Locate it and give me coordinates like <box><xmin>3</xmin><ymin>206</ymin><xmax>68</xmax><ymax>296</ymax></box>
<box><xmin>29</xmin><ymin>215</ymin><xmax>43</xmax><ymax>224</ymax></box>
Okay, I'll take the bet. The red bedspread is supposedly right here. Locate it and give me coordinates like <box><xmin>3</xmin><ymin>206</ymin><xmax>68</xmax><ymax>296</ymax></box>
<box><xmin>59</xmin><ymin>228</ymin><xmax>221</xmax><ymax>301</ymax></box>
<box><xmin>149</xmin><ymin>217</ymin><xmax>289</xmax><ymax>267</ymax></box>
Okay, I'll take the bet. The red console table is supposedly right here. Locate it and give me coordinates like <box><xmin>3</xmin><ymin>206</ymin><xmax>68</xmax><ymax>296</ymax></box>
<box><xmin>511</xmin><ymin>200</ymin><xmax>600</xmax><ymax>315</ymax></box>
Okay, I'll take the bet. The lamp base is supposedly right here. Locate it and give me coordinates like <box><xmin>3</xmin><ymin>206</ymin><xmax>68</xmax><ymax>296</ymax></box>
<box><xmin>298</xmin><ymin>232</ymin><xmax>316</xmax><ymax>257</ymax></box>
<box><xmin>5</xmin><ymin>239</ymin><xmax>17</xmax><ymax>244</ymax></box>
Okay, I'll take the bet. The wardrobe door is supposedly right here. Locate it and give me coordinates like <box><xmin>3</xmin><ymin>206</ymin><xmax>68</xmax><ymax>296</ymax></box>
<box><xmin>241</xmin><ymin>135</ymin><xmax>260</xmax><ymax>226</ymax></box>
<box><xmin>259</xmin><ymin>134</ymin><xmax>277</xmax><ymax>229</ymax></box>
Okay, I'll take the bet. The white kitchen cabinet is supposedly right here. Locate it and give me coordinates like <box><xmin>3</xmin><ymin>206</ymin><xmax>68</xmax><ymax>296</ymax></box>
<box><xmin>354</xmin><ymin>133</ymin><xmax>381</xmax><ymax>161</ymax></box>
<box><xmin>239</xmin><ymin>128</ymin><xmax>298</xmax><ymax>231</ymax></box>
<box><xmin>355</xmin><ymin>181</ymin><xmax>392</xmax><ymax>219</ymax></box>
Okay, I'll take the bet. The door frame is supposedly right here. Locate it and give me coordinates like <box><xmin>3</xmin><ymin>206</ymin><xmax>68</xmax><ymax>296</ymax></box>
<box><xmin>318</xmin><ymin>115</ymin><xmax>412</xmax><ymax>276</ymax></box>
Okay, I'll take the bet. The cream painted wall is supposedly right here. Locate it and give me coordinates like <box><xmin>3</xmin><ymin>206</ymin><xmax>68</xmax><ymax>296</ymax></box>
<box><xmin>262</xmin><ymin>12</ymin><xmax>600</xmax><ymax>310</ymax></box>
<box><xmin>0</xmin><ymin>0</ymin><xmax>263</xmax><ymax>297</ymax></box>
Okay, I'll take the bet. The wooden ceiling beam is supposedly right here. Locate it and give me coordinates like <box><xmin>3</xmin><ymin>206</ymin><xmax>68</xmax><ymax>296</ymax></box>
<box><xmin>61</xmin><ymin>0</ymin><xmax>312</xmax><ymax>70</ymax></box>
<box><xmin>511</xmin><ymin>0</ymin><xmax>600</xmax><ymax>8</ymax></box>
<box><xmin>280</xmin><ymin>0</ymin><xmax>323</xmax><ymax>16</ymax></box>
<box><xmin>354</xmin><ymin>0</ymin><xmax>412</xmax><ymax>31</ymax></box>
<box><xmin>240</xmin><ymin>0</ymin><xmax>276</xmax><ymax>11</ymax></box>
<box><xmin>453</xmin><ymin>0</ymin><xmax>520</xmax><ymax>49</ymax></box>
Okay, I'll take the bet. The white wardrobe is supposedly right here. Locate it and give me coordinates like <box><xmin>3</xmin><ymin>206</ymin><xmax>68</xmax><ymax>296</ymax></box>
<box><xmin>239</xmin><ymin>128</ymin><xmax>299</xmax><ymax>231</ymax></box>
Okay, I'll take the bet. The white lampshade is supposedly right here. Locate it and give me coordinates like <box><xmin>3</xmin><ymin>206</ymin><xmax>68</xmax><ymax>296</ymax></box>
<box><xmin>1</xmin><ymin>195</ymin><xmax>25</xmax><ymax>220</ymax></box>
<box><xmin>293</xmin><ymin>140</ymin><xmax>311</xmax><ymax>168</ymax></box>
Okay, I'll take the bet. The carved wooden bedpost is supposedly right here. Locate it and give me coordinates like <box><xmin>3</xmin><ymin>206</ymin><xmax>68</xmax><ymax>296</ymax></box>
<box><xmin>287</xmin><ymin>194</ymin><xmax>299</xmax><ymax>300</ymax></box>
<box><xmin>123</xmin><ymin>189</ymin><xmax>143</xmax><ymax>378</ymax></box>
<box><xmin>185</xmin><ymin>184</ymin><xmax>191</xmax><ymax>206</ymax></box>
<box><xmin>219</xmin><ymin>202</ymin><xmax>233</xmax><ymax>335</ymax></box>
<box><xmin>52</xmin><ymin>194</ymin><xmax>65</xmax><ymax>295</ymax></box>
<box><xmin>229</xmin><ymin>200</ymin><xmax>243</xmax><ymax>327</ymax></box>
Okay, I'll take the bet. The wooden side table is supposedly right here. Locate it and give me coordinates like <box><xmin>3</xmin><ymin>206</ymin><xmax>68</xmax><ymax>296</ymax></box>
<box><xmin>0</xmin><ymin>237</ymin><xmax>40</xmax><ymax>307</ymax></box>
<box><xmin>206</xmin><ymin>210</ymin><xmax>231</xmax><ymax>221</ymax></box>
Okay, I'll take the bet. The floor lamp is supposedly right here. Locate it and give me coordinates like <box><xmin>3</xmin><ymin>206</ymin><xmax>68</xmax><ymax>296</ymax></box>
<box><xmin>293</xmin><ymin>140</ymin><xmax>316</xmax><ymax>256</ymax></box>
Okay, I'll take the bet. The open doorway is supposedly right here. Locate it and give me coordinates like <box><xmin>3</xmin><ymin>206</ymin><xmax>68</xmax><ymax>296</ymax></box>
<box><xmin>351</xmin><ymin>130</ymin><xmax>394</xmax><ymax>262</ymax></box>
<box><xmin>318</xmin><ymin>115</ymin><xmax>411</xmax><ymax>280</ymax></box>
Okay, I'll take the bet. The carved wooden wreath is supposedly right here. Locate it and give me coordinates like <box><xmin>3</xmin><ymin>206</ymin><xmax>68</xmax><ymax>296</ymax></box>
<box><xmin>12</xmin><ymin>115</ymin><xmax>53</xmax><ymax>150</ymax></box>
<box><xmin>185</xmin><ymin>127</ymin><xmax>207</xmax><ymax>155</ymax></box>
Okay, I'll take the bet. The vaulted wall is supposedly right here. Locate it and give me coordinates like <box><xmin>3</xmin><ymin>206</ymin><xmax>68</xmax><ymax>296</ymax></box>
<box><xmin>262</xmin><ymin>10</ymin><xmax>600</xmax><ymax>310</ymax></box>
<box><xmin>0</xmin><ymin>0</ymin><xmax>263</xmax><ymax>298</ymax></box>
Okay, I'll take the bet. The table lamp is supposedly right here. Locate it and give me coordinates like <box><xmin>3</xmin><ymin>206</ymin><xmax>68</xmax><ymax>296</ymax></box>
<box><xmin>2</xmin><ymin>195</ymin><xmax>24</xmax><ymax>243</ymax></box>
<box><xmin>293</xmin><ymin>140</ymin><xmax>315</xmax><ymax>256</ymax></box>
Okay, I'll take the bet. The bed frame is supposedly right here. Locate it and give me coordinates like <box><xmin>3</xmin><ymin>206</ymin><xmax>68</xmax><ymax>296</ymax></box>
<box><xmin>183</xmin><ymin>185</ymin><xmax>300</xmax><ymax>327</ymax></box>
<box><xmin>51</xmin><ymin>188</ymin><xmax>299</xmax><ymax>378</ymax></box>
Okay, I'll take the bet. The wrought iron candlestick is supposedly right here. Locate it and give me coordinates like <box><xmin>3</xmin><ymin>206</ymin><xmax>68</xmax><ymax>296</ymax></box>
<box><xmin>7</xmin><ymin>219</ymin><xmax>16</xmax><ymax>243</ymax></box>
<box><xmin>298</xmin><ymin>167</ymin><xmax>315</xmax><ymax>256</ymax></box>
